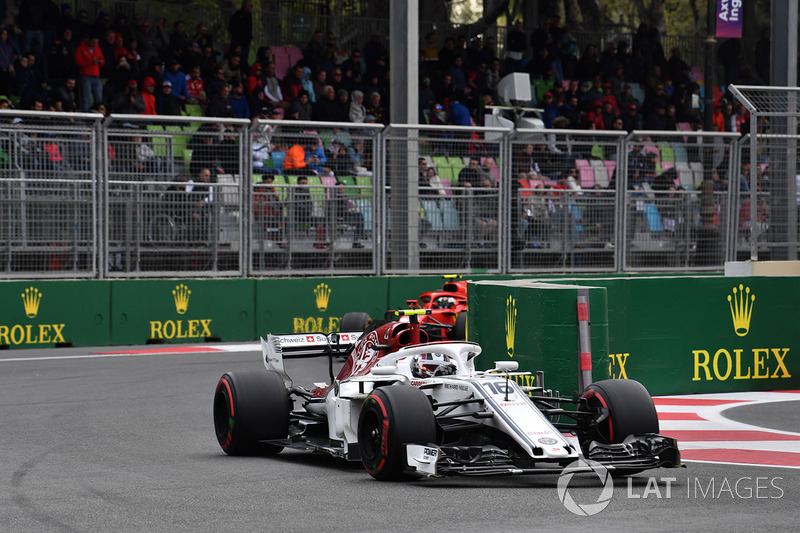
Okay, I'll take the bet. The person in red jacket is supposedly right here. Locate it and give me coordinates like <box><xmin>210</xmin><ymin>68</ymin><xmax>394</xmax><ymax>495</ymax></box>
<box><xmin>74</xmin><ymin>35</ymin><xmax>105</xmax><ymax>112</ymax></box>
<box><xmin>141</xmin><ymin>77</ymin><xmax>157</xmax><ymax>115</ymax></box>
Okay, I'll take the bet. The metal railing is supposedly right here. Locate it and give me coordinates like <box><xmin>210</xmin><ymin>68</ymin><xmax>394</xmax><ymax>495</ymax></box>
<box><xmin>1</xmin><ymin>109</ymin><xmax>790</xmax><ymax>279</ymax></box>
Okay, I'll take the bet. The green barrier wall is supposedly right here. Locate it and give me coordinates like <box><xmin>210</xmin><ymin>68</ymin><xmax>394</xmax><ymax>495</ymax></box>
<box><xmin>110</xmin><ymin>280</ymin><xmax>257</xmax><ymax>345</ymax></box>
<box><xmin>0</xmin><ymin>281</ymin><xmax>110</xmax><ymax>348</ymax></box>
<box><xmin>467</xmin><ymin>280</ymin><xmax>609</xmax><ymax>398</ymax></box>
<box><xmin>1</xmin><ymin>275</ymin><xmax>797</xmax><ymax>397</ymax></box>
<box><xmin>539</xmin><ymin>276</ymin><xmax>800</xmax><ymax>395</ymax></box>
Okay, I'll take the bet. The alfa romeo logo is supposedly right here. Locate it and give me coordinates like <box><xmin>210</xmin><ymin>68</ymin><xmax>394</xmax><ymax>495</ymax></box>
<box><xmin>557</xmin><ymin>459</ymin><xmax>614</xmax><ymax>516</ymax></box>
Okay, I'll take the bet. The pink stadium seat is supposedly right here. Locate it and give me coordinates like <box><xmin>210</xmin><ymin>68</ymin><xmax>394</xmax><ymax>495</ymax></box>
<box><xmin>579</xmin><ymin>166</ymin><xmax>595</xmax><ymax>188</ymax></box>
<box><xmin>575</xmin><ymin>158</ymin><xmax>590</xmax><ymax>169</ymax></box>
<box><xmin>439</xmin><ymin>177</ymin><xmax>453</xmax><ymax>195</ymax></box>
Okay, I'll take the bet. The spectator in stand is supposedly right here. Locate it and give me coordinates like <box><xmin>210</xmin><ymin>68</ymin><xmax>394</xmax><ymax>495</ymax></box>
<box><xmin>262</xmin><ymin>61</ymin><xmax>288</xmax><ymax>110</ymax></box>
<box><xmin>220</xmin><ymin>53</ymin><xmax>244</xmax><ymax>87</ymax></box>
<box><xmin>169</xmin><ymin>20</ymin><xmax>190</xmax><ymax>60</ymax></box>
<box><xmin>349</xmin><ymin>90</ymin><xmax>367</xmax><ymax>123</ymax></box>
<box><xmin>332</xmin><ymin>89</ymin><xmax>350</xmax><ymax>122</ymax></box>
<box><xmin>230</xmin><ymin>82</ymin><xmax>250</xmax><ymax>118</ymax></box>
<box><xmin>141</xmin><ymin>77</ymin><xmax>157</xmax><ymax>114</ymax></box>
<box><xmin>46</xmin><ymin>27</ymin><xmax>77</xmax><ymax>85</ymax></box>
<box><xmin>186</xmin><ymin>66</ymin><xmax>206</xmax><ymax>105</ymax></box>
<box><xmin>559</xmin><ymin>26</ymin><xmax>578</xmax><ymax>81</ymax></box>
<box><xmin>312</xmin><ymin>69</ymin><xmax>328</xmax><ymax>102</ymax></box>
<box><xmin>205</xmin><ymin>66</ymin><xmax>227</xmax><ymax>105</ymax></box>
<box><xmin>282</xmin><ymin>63</ymin><xmax>304</xmax><ymax>104</ymax></box>
<box><xmin>74</xmin><ymin>34</ymin><xmax>105</xmax><ymax>113</ymax></box>
<box><xmin>110</xmin><ymin>79</ymin><xmax>145</xmax><ymax>114</ymax></box>
<box><xmin>313</xmin><ymin>85</ymin><xmax>336</xmax><ymax>122</ymax></box>
<box><xmin>449</xmin><ymin>55</ymin><xmax>468</xmax><ymax>91</ymax></box>
<box><xmin>434</xmin><ymin>72</ymin><xmax>459</xmax><ymax>106</ymax></box>
<box><xmin>53</xmin><ymin>77</ymin><xmax>78</xmax><ymax>112</ymax></box>
<box><xmin>303</xmin><ymin>29</ymin><xmax>325</xmax><ymax>67</ymax></box>
<box><xmin>156</xmin><ymin>80</ymin><xmax>182</xmax><ymax>116</ymax></box>
<box><xmin>98</xmin><ymin>30</ymin><xmax>116</xmax><ymax>78</ymax></box>
<box><xmin>162</xmin><ymin>59</ymin><xmax>190</xmax><ymax>104</ymax></box>
<box><xmin>365</xmin><ymin>91</ymin><xmax>386</xmax><ymax>125</ymax></box>
<box><xmin>618</xmin><ymin>84</ymin><xmax>640</xmax><ymax>111</ymax></box>
<box><xmin>19</xmin><ymin>0</ymin><xmax>47</xmax><ymax>58</ymax></box>
<box><xmin>421</xmin><ymin>31</ymin><xmax>438</xmax><ymax>63</ymax></box>
<box><xmin>134</xmin><ymin>19</ymin><xmax>158</xmax><ymax>69</ymax></box>
<box><xmin>600</xmin><ymin>100</ymin><xmax>618</xmax><ymax>130</ymax></box>
<box><xmin>540</xmin><ymin>92</ymin><xmax>559</xmax><ymax>128</ymax></box>
<box><xmin>505</xmin><ymin>19</ymin><xmax>526</xmax><ymax>73</ymax></box>
<box><xmin>622</xmin><ymin>103</ymin><xmax>641</xmax><ymax>132</ymax></box>
<box><xmin>245</xmin><ymin>63</ymin><xmax>262</xmax><ymax>97</ymax></box>
<box><xmin>229</xmin><ymin>0</ymin><xmax>254</xmax><ymax>66</ymax></box>
<box><xmin>300</xmin><ymin>66</ymin><xmax>316</xmax><ymax>103</ymax></box>
<box><xmin>283</xmin><ymin>138</ymin><xmax>314</xmax><ymax>176</ymax></box>
<box><xmin>207</xmin><ymin>83</ymin><xmax>235</xmax><ymax>118</ymax></box>
<box><xmin>438</xmin><ymin>36</ymin><xmax>458</xmax><ymax>71</ymax></box>
<box><xmin>292</xmin><ymin>89</ymin><xmax>313</xmax><ymax>120</ymax></box>
<box><xmin>667</xmin><ymin>47</ymin><xmax>691</xmax><ymax>88</ymax></box>
<box><xmin>341</xmin><ymin>48</ymin><xmax>363</xmax><ymax>80</ymax></box>
<box><xmin>0</xmin><ymin>28</ymin><xmax>15</xmax><ymax>96</ymax></box>
<box><xmin>449</xmin><ymin>98</ymin><xmax>471</xmax><ymax>127</ymax></box>
<box><xmin>347</xmin><ymin>139</ymin><xmax>371</xmax><ymax>175</ymax></box>
<box><xmin>328</xmin><ymin>66</ymin><xmax>344</xmax><ymax>93</ymax></box>
<box><xmin>363</xmin><ymin>33</ymin><xmax>388</xmax><ymax>75</ymax></box>
<box><xmin>576</xmin><ymin>43</ymin><xmax>600</xmax><ymax>81</ymax></box>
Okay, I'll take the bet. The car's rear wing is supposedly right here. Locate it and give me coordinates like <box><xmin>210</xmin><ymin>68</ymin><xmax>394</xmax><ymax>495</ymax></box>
<box><xmin>261</xmin><ymin>332</ymin><xmax>363</xmax><ymax>388</ymax></box>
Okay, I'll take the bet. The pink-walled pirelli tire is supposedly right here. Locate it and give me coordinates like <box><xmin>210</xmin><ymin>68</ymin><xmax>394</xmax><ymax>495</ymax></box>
<box><xmin>213</xmin><ymin>370</ymin><xmax>290</xmax><ymax>456</ymax></box>
<box><xmin>357</xmin><ymin>385</ymin><xmax>436</xmax><ymax>481</ymax></box>
<box><xmin>581</xmin><ymin>379</ymin><xmax>659</xmax><ymax>444</ymax></box>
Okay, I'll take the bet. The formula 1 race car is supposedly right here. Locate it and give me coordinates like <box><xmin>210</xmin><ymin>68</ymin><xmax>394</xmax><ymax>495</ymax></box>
<box><xmin>213</xmin><ymin>310</ymin><xmax>681</xmax><ymax>480</ymax></box>
<box><xmin>340</xmin><ymin>276</ymin><xmax>468</xmax><ymax>341</ymax></box>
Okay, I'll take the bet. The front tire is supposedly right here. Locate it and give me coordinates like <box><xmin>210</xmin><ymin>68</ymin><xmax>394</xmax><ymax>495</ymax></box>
<box><xmin>450</xmin><ymin>312</ymin><xmax>467</xmax><ymax>340</ymax></box>
<box><xmin>340</xmin><ymin>311</ymin><xmax>372</xmax><ymax>332</ymax></box>
<box><xmin>357</xmin><ymin>385</ymin><xmax>436</xmax><ymax>480</ymax></box>
<box><xmin>580</xmin><ymin>379</ymin><xmax>659</xmax><ymax>444</ymax></box>
<box><xmin>213</xmin><ymin>370</ymin><xmax>290</xmax><ymax>456</ymax></box>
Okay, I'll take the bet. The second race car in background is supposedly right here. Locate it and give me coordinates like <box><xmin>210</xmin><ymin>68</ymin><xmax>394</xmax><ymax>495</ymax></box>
<box><xmin>340</xmin><ymin>275</ymin><xmax>468</xmax><ymax>340</ymax></box>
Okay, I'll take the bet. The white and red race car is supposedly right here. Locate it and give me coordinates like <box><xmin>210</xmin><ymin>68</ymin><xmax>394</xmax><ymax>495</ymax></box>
<box><xmin>213</xmin><ymin>310</ymin><xmax>681</xmax><ymax>480</ymax></box>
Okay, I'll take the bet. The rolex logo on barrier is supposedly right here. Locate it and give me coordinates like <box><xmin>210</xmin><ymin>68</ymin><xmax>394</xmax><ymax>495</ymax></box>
<box><xmin>150</xmin><ymin>283</ymin><xmax>212</xmax><ymax>340</ymax></box>
<box><xmin>691</xmin><ymin>284</ymin><xmax>791</xmax><ymax>382</ymax></box>
<box><xmin>727</xmin><ymin>284</ymin><xmax>754</xmax><ymax>337</ymax></box>
<box><xmin>0</xmin><ymin>286</ymin><xmax>66</xmax><ymax>345</ymax></box>
<box><xmin>173</xmin><ymin>284</ymin><xmax>191</xmax><ymax>315</ymax></box>
<box><xmin>292</xmin><ymin>283</ymin><xmax>339</xmax><ymax>334</ymax></box>
<box><xmin>505</xmin><ymin>295</ymin><xmax>516</xmax><ymax>358</ymax></box>
<box><xmin>21</xmin><ymin>287</ymin><xmax>42</xmax><ymax>318</ymax></box>
<box><xmin>314</xmin><ymin>283</ymin><xmax>331</xmax><ymax>312</ymax></box>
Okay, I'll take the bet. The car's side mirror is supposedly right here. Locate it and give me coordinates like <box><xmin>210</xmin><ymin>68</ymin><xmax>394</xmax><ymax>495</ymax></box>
<box><xmin>491</xmin><ymin>361</ymin><xmax>519</xmax><ymax>373</ymax></box>
<box><xmin>372</xmin><ymin>365</ymin><xmax>398</xmax><ymax>375</ymax></box>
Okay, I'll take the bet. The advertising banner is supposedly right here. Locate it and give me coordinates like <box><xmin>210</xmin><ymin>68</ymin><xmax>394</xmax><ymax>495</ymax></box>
<box><xmin>256</xmin><ymin>277</ymin><xmax>390</xmax><ymax>335</ymax></box>
<box><xmin>544</xmin><ymin>276</ymin><xmax>799</xmax><ymax>395</ymax></box>
<box><xmin>468</xmin><ymin>280</ymin><xmax>610</xmax><ymax>397</ymax></box>
<box><xmin>716</xmin><ymin>0</ymin><xmax>743</xmax><ymax>38</ymax></box>
<box><xmin>0</xmin><ymin>281</ymin><xmax>110</xmax><ymax>348</ymax></box>
<box><xmin>110</xmin><ymin>280</ymin><xmax>256</xmax><ymax>345</ymax></box>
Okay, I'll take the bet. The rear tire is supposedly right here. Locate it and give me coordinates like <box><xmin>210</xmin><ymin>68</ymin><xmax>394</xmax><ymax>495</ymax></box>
<box><xmin>340</xmin><ymin>311</ymin><xmax>372</xmax><ymax>332</ymax></box>
<box><xmin>357</xmin><ymin>385</ymin><xmax>436</xmax><ymax>480</ymax></box>
<box><xmin>581</xmin><ymin>379</ymin><xmax>659</xmax><ymax>444</ymax></box>
<box><xmin>213</xmin><ymin>370</ymin><xmax>290</xmax><ymax>456</ymax></box>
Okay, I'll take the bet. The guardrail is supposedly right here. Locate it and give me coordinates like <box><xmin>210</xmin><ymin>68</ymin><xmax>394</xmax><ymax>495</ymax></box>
<box><xmin>1</xmin><ymin>110</ymin><xmax>793</xmax><ymax>278</ymax></box>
